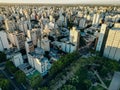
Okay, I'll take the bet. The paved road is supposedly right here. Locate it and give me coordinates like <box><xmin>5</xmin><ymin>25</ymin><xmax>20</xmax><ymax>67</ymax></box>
<box><xmin>94</xmin><ymin>70</ymin><xmax>108</xmax><ymax>89</ymax></box>
<box><xmin>0</xmin><ymin>62</ymin><xmax>26</xmax><ymax>90</ymax></box>
<box><xmin>0</xmin><ymin>62</ymin><xmax>6</xmax><ymax>67</ymax></box>
<box><xmin>0</xmin><ymin>70</ymin><xmax>19</xmax><ymax>90</ymax></box>
<box><xmin>79</xmin><ymin>42</ymin><xmax>92</xmax><ymax>55</ymax></box>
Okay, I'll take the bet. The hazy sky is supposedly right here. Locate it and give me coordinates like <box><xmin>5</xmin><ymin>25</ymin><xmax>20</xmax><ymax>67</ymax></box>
<box><xmin>0</xmin><ymin>0</ymin><xmax>120</xmax><ymax>5</ymax></box>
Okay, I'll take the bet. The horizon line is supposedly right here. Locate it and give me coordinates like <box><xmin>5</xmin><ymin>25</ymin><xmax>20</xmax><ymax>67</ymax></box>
<box><xmin>0</xmin><ymin>2</ymin><xmax>119</xmax><ymax>6</ymax></box>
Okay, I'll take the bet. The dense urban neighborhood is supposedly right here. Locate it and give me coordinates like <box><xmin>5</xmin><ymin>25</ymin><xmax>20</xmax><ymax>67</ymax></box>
<box><xmin>0</xmin><ymin>4</ymin><xmax>120</xmax><ymax>90</ymax></box>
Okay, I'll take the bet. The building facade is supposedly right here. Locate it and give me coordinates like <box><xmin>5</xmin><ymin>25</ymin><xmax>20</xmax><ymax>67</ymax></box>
<box><xmin>12</xmin><ymin>52</ymin><xmax>24</xmax><ymax>67</ymax></box>
<box><xmin>103</xmin><ymin>28</ymin><xmax>120</xmax><ymax>61</ymax></box>
<box><xmin>41</xmin><ymin>36</ymin><xmax>50</xmax><ymax>51</ymax></box>
<box><xmin>25</xmin><ymin>38</ymin><xmax>34</xmax><ymax>54</ymax></box>
<box><xmin>70</xmin><ymin>27</ymin><xmax>80</xmax><ymax>50</ymax></box>
<box><xmin>28</xmin><ymin>48</ymin><xmax>50</xmax><ymax>75</ymax></box>
<box><xmin>8</xmin><ymin>31</ymin><xmax>25</xmax><ymax>50</ymax></box>
<box><xmin>96</xmin><ymin>24</ymin><xmax>107</xmax><ymax>51</ymax></box>
<box><xmin>92</xmin><ymin>13</ymin><xmax>100</xmax><ymax>25</ymax></box>
<box><xmin>0</xmin><ymin>30</ymin><xmax>9</xmax><ymax>51</ymax></box>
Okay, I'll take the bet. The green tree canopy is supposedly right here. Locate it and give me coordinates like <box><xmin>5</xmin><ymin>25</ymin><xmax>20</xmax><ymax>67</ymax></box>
<box><xmin>38</xmin><ymin>87</ymin><xmax>48</xmax><ymax>90</ymax></box>
<box><xmin>0</xmin><ymin>51</ymin><xmax>6</xmax><ymax>63</ymax></box>
<box><xmin>61</xmin><ymin>85</ymin><xmax>76</xmax><ymax>90</ymax></box>
<box><xmin>15</xmin><ymin>70</ymin><xmax>26</xmax><ymax>84</ymax></box>
<box><xmin>0</xmin><ymin>78</ymin><xmax>10</xmax><ymax>90</ymax></box>
<box><xmin>49</xmin><ymin>52</ymin><xmax>79</xmax><ymax>76</ymax></box>
<box><xmin>30</xmin><ymin>74</ymin><xmax>42</xmax><ymax>89</ymax></box>
<box><xmin>5</xmin><ymin>61</ymin><xmax>18</xmax><ymax>74</ymax></box>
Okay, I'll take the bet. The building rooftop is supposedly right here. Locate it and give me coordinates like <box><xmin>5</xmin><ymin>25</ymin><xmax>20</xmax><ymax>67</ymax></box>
<box><xmin>29</xmin><ymin>47</ymin><xmax>45</xmax><ymax>58</ymax></box>
<box><xmin>35</xmin><ymin>47</ymin><xmax>45</xmax><ymax>55</ymax></box>
<box><xmin>18</xmin><ymin>63</ymin><xmax>39</xmax><ymax>78</ymax></box>
<box><xmin>27</xmin><ymin>70</ymin><xmax>40</xmax><ymax>79</ymax></box>
<box><xmin>111</xmin><ymin>27</ymin><xmax>120</xmax><ymax>30</ymax></box>
<box><xmin>29</xmin><ymin>51</ymin><xmax>43</xmax><ymax>59</ymax></box>
<box><xmin>29</xmin><ymin>47</ymin><xmax>49</xmax><ymax>63</ymax></box>
<box><xmin>40</xmin><ymin>57</ymin><xmax>48</xmax><ymax>63</ymax></box>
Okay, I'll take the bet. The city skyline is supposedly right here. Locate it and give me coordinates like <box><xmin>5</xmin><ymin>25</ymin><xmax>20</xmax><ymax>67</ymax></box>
<box><xmin>0</xmin><ymin>0</ymin><xmax>120</xmax><ymax>5</ymax></box>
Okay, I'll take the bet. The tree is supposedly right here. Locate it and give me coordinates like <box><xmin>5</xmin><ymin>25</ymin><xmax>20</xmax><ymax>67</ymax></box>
<box><xmin>38</xmin><ymin>87</ymin><xmax>48</xmax><ymax>90</ymax></box>
<box><xmin>0</xmin><ymin>51</ymin><xmax>6</xmax><ymax>63</ymax></box>
<box><xmin>61</xmin><ymin>85</ymin><xmax>76</xmax><ymax>90</ymax></box>
<box><xmin>30</xmin><ymin>74</ymin><xmax>42</xmax><ymax>89</ymax></box>
<box><xmin>49</xmin><ymin>57</ymin><xmax>62</xmax><ymax>76</ymax></box>
<box><xmin>5</xmin><ymin>61</ymin><xmax>18</xmax><ymax>73</ymax></box>
<box><xmin>75</xmin><ymin>68</ymin><xmax>89</xmax><ymax>90</ymax></box>
<box><xmin>48</xmin><ymin>55</ymin><xmax>120</xmax><ymax>90</ymax></box>
<box><xmin>0</xmin><ymin>78</ymin><xmax>10</xmax><ymax>90</ymax></box>
<box><xmin>83</xmin><ymin>79</ymin><xmax>91</xmax><ymax>89</ymax></box>
<box><xmin>15</xmin><ymin>70</ymin><xmax>26</xmax><ymax>84</ymax></box>
<box><xmin>92</xmin><ymin>85</ymin><xmax>105</xmax><ymax>90</ymax></box>
<box><xmin>49</xmin><ymin>52</ymin><xmax>79</xmax><ymax>77</ymax></box>
<box><xmin>0</xmin><ymin>74</ymin><xmax>4</xmax><ymax>78</ymax></box>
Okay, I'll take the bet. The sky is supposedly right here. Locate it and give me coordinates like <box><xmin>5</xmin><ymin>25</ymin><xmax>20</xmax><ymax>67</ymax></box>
<box><xmin>0</xmin><ymin>0</ymin><xmax>120</xmax><ymax>5</ymax></box>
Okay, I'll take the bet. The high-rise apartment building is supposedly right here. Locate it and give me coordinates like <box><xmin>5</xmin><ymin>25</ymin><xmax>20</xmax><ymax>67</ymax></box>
<box><xmin>92</xmin><ymin>13</ymin><xmax>100</xmax><ymax>25</ymax></box>
<box><xmin>103</xmin><ymin>28</ymin><xmax>120</xmax><ymax>61</ymax></box>
<box><xmin>5</xmin><ymin>19</ymin><xmax>16</xmax><ymax>32</ymax></box>
<box><xmin>41</xmin><ymin>36</ymin><xmax>50</xmax><ymax>51</ymax></box>
<box><xmin>96</xmin><ymin>24</ymin><xmax>107</xmax><ymax>51</ymax></box>
<box><xmin>25</xmin><ymin>38</ymin><xmax>34</xmax><ymax>54</ymax></box>
<box><xmin>8</xmin><ymin>31</ymin><xmax>25</xmax><ymax>50</ymax></box>
<box><xmin>27</xmin><ymin>28</ymin><xmax>40</xmax><ymax>46</ymax></box>
<box><xmin>79</xmin><ymin>18</ymin><xmax>86</xmax><ymax>28</ymax></box>
<box><xmin>70</xmin><ymin>27</ymin><xmax>80</xmax><ymax>50</ymax></box>
<box><xmin>0</xmin><ymin>30</ymin><xmax>9</xmax><ymax>51</ymax></box>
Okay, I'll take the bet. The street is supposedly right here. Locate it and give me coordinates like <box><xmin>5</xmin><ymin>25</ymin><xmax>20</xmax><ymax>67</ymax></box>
<box><xmin>0</xmin><ymin>62</ymin><xmax>26</xmax><ymax>90</ymax></box>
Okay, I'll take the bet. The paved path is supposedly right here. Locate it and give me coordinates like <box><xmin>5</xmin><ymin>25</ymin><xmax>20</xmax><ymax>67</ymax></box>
<box><xmin>94</xmin><ymin>70</ymin><xmax>108</xmax><ymax>89</ymax></box>
<box><xmin>1</xmin><ymin>70</ymin><xmax>19</xmax><ymax>90</ymax></box>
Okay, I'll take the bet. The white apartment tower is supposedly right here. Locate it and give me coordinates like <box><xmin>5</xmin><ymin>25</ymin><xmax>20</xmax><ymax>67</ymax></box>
<box><xmin>92</xmin><ymin>13</ymin><xmax>100</xmax><ymax>25</ymax></box>
<box><xmin>27</xmin><ymin>28</ymin><xmax>40</xmax><ymax>46</ymax></box>
<box><xmin>79</xmin><ymin>18</ymin><xmax>86</xmax><ymax>28</ymax></box>
<box><xmin>0</xmin><ymin>30</ymin><xmax>9</xmax><ymax>51</ymax></box>
<box><xmin>103</xmin><ymin>28</ymin><xmax>120</xmax><ymax>61</ymax></box>
<box><xmin>70</xmin><ymin>27</ymin><xmax>80</xmax><ymax>50</ymax></box>
<box><xmin>12</xmin><ymin>52</ymin><xmax>24</xmax><ymax>67</ymax></box>
<box><xmin>7</xmin><ymin>31</ymin><xmax>25</xmax><ymax>50</ymax></box>
<box><xmin>41</xmin><ymin>36</ymin><xmax>50</xmax><ymax>51</ymax></box>
<box><xmin>25</xmin><ymin>38</ymin><xmax>34</xmax><ymax>54</ymax></box>
<box><xmin>5</xmin><ymin>19</ymin><xmax>16</xmax><ymax>31</ymax></box>
<box><xmin>96</xmin><ymin>24</ymin><xmax>107</xmax><ymax>51</ymax></box>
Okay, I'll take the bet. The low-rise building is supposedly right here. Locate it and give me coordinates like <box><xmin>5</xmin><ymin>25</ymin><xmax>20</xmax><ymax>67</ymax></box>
<box><xmin>52</xmin><ymin>41</ymin><xmax>76</xmax><ymax>53</ymax></box>
<box><xmin>41</xmin><ymin>36</ymin><xmax>50</xmax><ymax>51</ymax></box>
<box><xmin>12</xmin><ymin>52</ymin><xmax>24</xmax><ymax>67</ymax></box>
